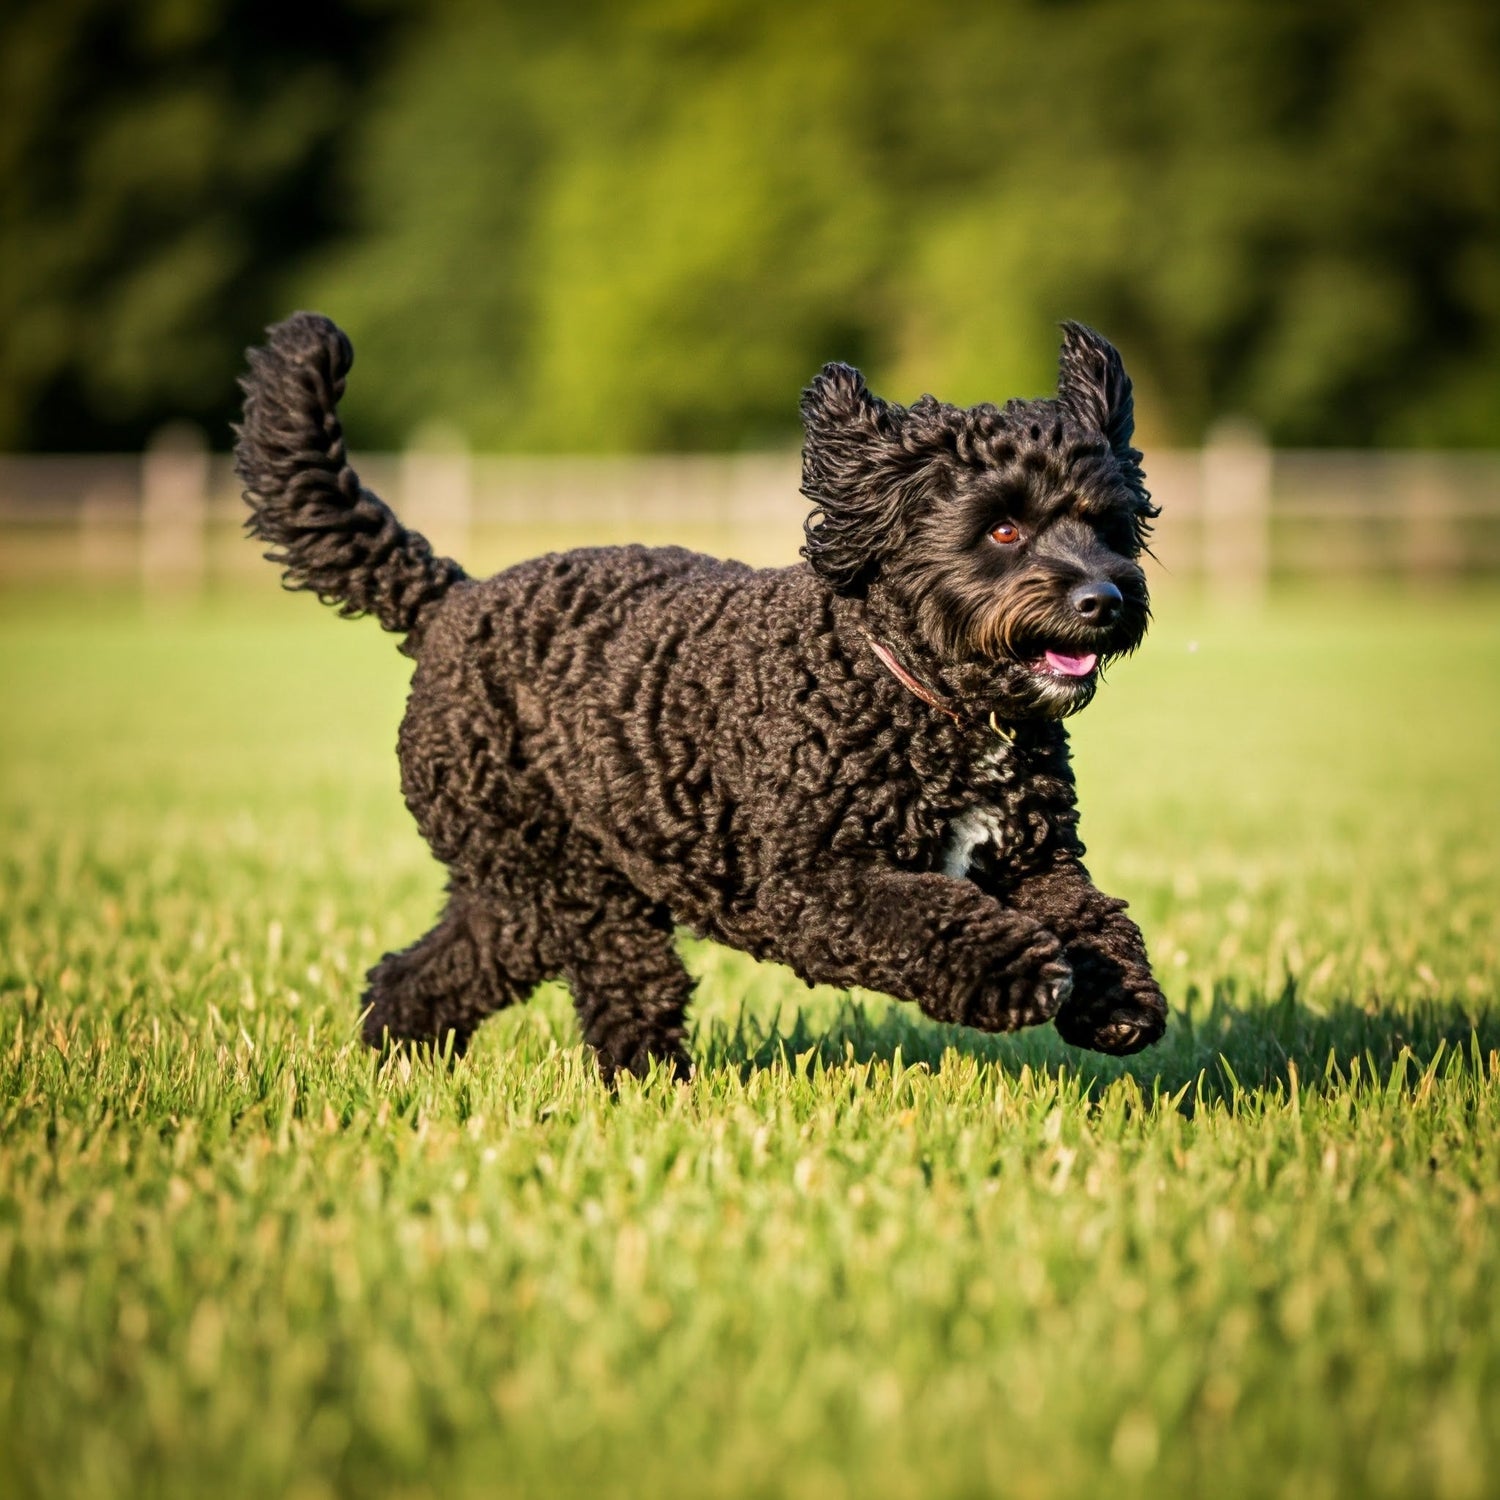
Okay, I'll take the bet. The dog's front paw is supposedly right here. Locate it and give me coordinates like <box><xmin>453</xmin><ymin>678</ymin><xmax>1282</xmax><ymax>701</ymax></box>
<box><xmin>1054</xmin><ymin>971</ymin><xmax>1166</xmax><ymax>1056</ymax></box>
<box><xmin>963</xmin><ymin>931</ymin><xmax>1074</xmax><ymax>1033</ymax></box>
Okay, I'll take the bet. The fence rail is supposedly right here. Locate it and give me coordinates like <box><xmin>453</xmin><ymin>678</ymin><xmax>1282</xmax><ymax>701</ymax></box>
<box><xmin>3</xmin><ymin>430</ymin><xmax>1499</xmax><ymax>593</ymax></box>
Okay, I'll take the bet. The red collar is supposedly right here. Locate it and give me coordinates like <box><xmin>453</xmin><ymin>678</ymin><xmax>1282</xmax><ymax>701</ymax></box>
<box><xmin>865</xmin><ymin>636</ymin><xmax>1019</xmax><ymax>742</ymax></box>
<box><xmin>866</xmin><ymin>637</ymin><xmax>962</xmax><ymax>724</ymax></box>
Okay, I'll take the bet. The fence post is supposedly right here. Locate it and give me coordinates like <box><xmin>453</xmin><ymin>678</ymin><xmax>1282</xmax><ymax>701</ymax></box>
<box><xmin>141</xmin><ymin>422</ymin><xmax>209</xmax><ymax>596</ymax></box>
<box><xmin>401</xmin><ymin>423</ymin><xmax>472</xmax><ymax>566</ymax></box>
<box><xmin>1404</xmin><ymin>456</ymin><xmax>1462</xmax><ymax>583</ymax></box>
<box><xmin>1200</xmin><ymin>418</ymin><xmax>1270</xmax><ymax>605</ymax></box>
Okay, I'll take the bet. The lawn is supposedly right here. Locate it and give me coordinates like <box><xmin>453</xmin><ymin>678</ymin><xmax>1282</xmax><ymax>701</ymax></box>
<box><xmin>1</xmin><ymin>582</ymin><xmax>1498</xmax><ymax>1500</ymax></box>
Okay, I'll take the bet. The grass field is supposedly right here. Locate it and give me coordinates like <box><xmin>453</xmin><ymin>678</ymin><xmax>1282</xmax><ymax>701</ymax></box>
<box><xmin>2</xmin><ymin>583</ymin><xmax>1498</xmax><ymax>1500</ymax></box>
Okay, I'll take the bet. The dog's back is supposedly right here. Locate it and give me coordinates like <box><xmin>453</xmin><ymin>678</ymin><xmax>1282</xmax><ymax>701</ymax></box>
<box><xmin>403</xmin><ymin>545</ymin><xmax>863</xmax><ymax>922</ymax></box>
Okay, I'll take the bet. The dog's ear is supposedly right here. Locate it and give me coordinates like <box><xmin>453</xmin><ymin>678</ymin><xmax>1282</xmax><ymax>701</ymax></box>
<box><xmin>1056</xmin><ymin>322</ymin><xmax>1135</xmax><ymax>455</ymax></box>
<box><xmin>801</xmin><ymin>362</ymin><xmax>888</xmax><ymax>437</ymax></box>
<box><xmin>1056</xmin><ymin>322</ymin><xmax>1152</xmax><ymax>510</ymax></box>
<box><xmin>800</xmin><ymin>363</ymin><xmax>948</xmax><ymax>594</ymax></box>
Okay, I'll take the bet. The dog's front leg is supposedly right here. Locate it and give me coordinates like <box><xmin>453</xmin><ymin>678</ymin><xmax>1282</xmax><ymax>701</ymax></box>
<box><xmin>1004</xmin><ymin>860</ymin><xmax>1166</xmax><ymax>1055</ymax></box>
<box><xmin>764</xmin><ymin>866</ymin><xmax>1074</xmax><ymax>1035</ymax></box>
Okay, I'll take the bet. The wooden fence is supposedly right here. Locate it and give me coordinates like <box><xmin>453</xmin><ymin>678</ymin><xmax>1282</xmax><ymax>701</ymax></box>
<box><xmin>3</xmin><ymin>425</ymin><xmax>1499</xmax><ymax>595</ymax></box>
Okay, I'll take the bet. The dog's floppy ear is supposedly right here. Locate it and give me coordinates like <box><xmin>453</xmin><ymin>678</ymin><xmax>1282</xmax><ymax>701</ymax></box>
<box><xmin>1056</xmin><ymin>322</ymin><xmax>1150</xmax><ymax>503</ymax></box>
<box><xmin>800</xmin><ymin>363</ymin><xmax>945</xmax><ymax>594</ymax></box>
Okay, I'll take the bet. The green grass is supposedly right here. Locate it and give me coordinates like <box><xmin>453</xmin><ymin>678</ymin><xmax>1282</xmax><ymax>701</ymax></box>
<box><xmin>1</xmin><ymin>584</ymin><xmax>1498</xmax><ymax>1500</ymax></box>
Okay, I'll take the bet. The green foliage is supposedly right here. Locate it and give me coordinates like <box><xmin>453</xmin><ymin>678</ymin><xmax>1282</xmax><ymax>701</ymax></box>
<box><xmin>0</xmin><ymin>0</ymin><xmax>403</xmax><ymax>450</ymax></box>
<box><xmin>1</xmin><ymin>588</ymin><xmax>1498</xmax><ymax>1496</ymax></box>
<box><xmin>3</xmin><ymin>0</ymin><xmax>1498</xmax><ymax>451</ymax></box>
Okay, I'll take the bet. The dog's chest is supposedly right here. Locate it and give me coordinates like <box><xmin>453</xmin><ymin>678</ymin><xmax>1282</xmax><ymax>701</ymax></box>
<box><xmin>937</xmin><ymin>740</ymin><xmax>1023</xmax><ymax>879</ymax></box>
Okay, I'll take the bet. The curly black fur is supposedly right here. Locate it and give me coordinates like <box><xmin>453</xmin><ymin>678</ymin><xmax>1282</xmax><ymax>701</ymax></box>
<box><xmin>235</xmin><ymin>315</ymin><xmax>1167</xmax><ymax>1080</ymax></box>
<box><xmin>235</xmin><ymin>313</ymin><xmax>465</xmax><ymax>645</ymax></box>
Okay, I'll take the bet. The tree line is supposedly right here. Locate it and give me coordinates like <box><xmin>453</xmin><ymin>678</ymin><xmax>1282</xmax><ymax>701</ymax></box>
<box><xmin>4</xmin><ymin>0</ymin><xmax>1496</xmax><ymax>452</ymax></box>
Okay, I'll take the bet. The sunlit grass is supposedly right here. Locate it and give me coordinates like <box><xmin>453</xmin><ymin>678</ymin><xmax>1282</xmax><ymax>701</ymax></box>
<box><xmin>1</xmin><ymin>586</ymin><xmax>1497</xmax><ymax>1499</ymax></box>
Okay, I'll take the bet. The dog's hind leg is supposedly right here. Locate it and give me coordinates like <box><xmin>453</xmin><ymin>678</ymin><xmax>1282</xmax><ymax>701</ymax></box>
<box><xmin>558</xmin><ymin>886</ymin><xmax>694</xmax><ymax>1085</ymax></box>
<box><xmin>361</xmin><ymin>882</ymin><xmax>536</xmax><ymax>1056</ymax></box>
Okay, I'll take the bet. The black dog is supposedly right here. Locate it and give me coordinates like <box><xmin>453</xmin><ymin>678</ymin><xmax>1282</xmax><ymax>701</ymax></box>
<box><xmin>235</xmin><ymin>314</ymin><xmax>1167</xmax><ymax>1079</ymax></box>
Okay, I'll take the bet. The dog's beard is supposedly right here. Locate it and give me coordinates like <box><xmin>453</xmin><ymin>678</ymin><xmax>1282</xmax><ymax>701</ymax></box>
<box><xmin>991</xmin><ymin>658</ymin><xmax>1100</xmax><ymax>719</ymax></box>
<box><xmin>911</xmin><ymin>563</ymin><xmax>1147</xmax><ymax>721</ymax></box>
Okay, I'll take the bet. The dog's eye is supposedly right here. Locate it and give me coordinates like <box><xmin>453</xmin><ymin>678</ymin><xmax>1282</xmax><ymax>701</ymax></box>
<box><xmin>988</xmin><ymin>521</ymin><xmax>1022</xmax><ymax>546</ymax></box>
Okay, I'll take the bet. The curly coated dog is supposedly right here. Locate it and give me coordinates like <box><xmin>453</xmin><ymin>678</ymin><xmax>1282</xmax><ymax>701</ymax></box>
<box><xmin>235</xmin><ymin>314</ymin><xmax>1168</xmax><ymax>1080</ymax></box>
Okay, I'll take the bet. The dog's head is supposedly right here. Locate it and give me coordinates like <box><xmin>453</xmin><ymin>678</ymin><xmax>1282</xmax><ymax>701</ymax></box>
<box><xmin>801</xmin><ymin>323</ymin><xmax>1157</xmax><ymax>719</ymax></box>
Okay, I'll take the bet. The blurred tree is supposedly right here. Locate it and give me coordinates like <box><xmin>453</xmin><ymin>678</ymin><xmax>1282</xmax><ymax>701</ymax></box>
<box><xmin>0</xmin><ymin>0</ymin><xmax>410</xmax><ymax>449</ymax></box>
<box><xmin>306</xmin><ymin>0</ymin><xmax>1500</xmax><ymax>450</ymax></box>
<box><xmin>301</xmin><ymin>0</ymin><xmax>899</xmax><ymax>450</ymax></box>
<box><xmin>4</xmin><ymin>0</ymin><xmax>1497</xmax><ymax>450</ymax></box>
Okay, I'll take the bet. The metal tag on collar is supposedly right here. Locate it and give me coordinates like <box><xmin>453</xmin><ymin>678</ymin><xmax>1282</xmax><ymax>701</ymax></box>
<box><xmin>988</xmin><ymin>711</ymin><xmax>1017</xmax><ymax>744</ymax></box>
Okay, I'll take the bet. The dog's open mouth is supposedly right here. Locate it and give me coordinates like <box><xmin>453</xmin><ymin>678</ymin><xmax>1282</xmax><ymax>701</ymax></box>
<box><xmin>1029</xmin><ymin>649</ymin><xmax>1098</xmax><ymax>679</ymax></box>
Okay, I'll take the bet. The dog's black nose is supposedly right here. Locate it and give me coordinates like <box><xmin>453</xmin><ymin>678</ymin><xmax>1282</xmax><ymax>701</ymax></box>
<box><xmin>1069</xmin><ymin>580</ymin><xmax>1123</xmax><ymax>625</ymax></box>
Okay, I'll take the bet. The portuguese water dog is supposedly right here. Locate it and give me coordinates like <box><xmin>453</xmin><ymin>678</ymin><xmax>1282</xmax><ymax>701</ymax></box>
<box><xmin>235</xmin><ymin>314</ymin><xmax>1167</xmax><ymax>1079</ymax></box>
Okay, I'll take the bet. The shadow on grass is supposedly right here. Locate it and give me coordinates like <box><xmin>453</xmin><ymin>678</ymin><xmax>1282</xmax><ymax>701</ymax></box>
<box><xmin>695</xmin><ymin>977</ymin><xmax>1500</xmax><ymax>1108</ymax></box>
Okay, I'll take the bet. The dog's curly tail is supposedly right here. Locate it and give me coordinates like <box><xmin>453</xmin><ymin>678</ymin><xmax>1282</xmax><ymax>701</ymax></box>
<box><xmin>234</xmin><ymin>312</ymin><xmax>467</xmax><ymax>641</ymax></box>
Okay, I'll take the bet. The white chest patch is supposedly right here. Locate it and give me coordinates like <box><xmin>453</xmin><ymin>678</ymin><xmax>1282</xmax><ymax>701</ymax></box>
<box><xmin>941</xmin><ymin>805</ymin><xmax>1008</xmax><ymax>879</ymax></box>
<box><xmin>939</xmin><ymin>740</ymin><xmax>1017</xmax><ymax>880</ymax></box>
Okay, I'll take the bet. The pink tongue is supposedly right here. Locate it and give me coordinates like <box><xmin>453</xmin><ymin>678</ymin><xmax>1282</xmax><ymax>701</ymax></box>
<box><xmin>1043</xmin><ymin>650</ymin><xmax>1098</xmax><ymax>677</ymax></box>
